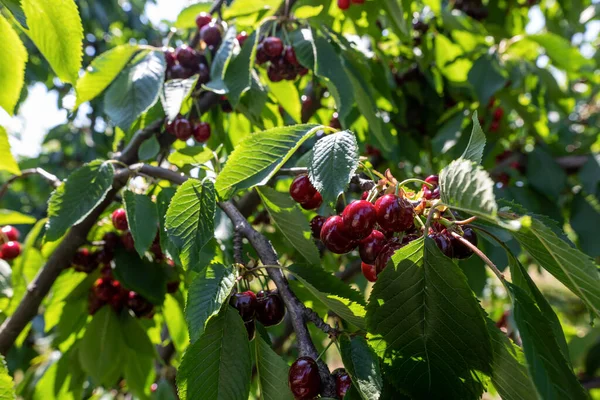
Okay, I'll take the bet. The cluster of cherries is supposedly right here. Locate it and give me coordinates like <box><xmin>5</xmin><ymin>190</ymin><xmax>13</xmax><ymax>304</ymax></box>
<box><xmin>337</xmin><ymin>0</ymin><xmax>364</xmax><ymax>10</ymax></box>
<box><xmin>229</xmin><ymin>289</ymin><xmax>286</xmax><ymax>340</ymax></box>
<box><xmin>290</xmin><ymin>174</ymin><xmax>478</xmax><ymax>282</ymax></box>
<box><xmin>493</xmin><ymin>149</ymin><xmax>526</xmax><ymax>186</ymax></box>
<box><xmin>484</xmin><ymin>97</ymin><xmax>505</xmax><ymax>133</ymax></box>
<box><xmin>165</xmin><ymin>114</ymin><xmax>211</xmax><ymax>143</ymax></box>
<box><xmin>256</xmin><ymin>37</ymin><xmax>308</xmax><ymax>82</ymax></box>
<box><xmin>0</xmin><ymin>225</ymin><xmax>21</xmax><ymax>261</ymax></box>
<box><xmin>289</xmin><ymin>175</ymin><xmax>323</xmax><ymax>210</ymax></box>
<box><xmin>288</xmin><ymin>356</ymin><xmax>351</xmax><ymax>399</ymax></box>
<box><xmin>71</xmin><ymin>208</ymin><xmax>179</xmax><ymax>315</ymax></box>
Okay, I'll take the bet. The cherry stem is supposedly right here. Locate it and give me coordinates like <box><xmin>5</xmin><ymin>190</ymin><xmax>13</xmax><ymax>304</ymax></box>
<box><xmin>423</xmin><ymin>203</ymin><xmax>448</xmax><ymax>233</ymax></box>
<box><xmin>316</xmin><ymin>338</ymin><xmax>336</xmax><ymax>362</ymax></box>
<box><xmin>448</xmin><ymin>231</ymin><xmax>509</xmax><ymax>290</ymax></box>
<box><xmin>397</xmin><ymin>178</ymin><xmax>434</xmax><ymax>189</ymax></box>
<box><xmin>453</xmin><ymin>216</ymin><xmax>477</xmax><ymax>225</ymax></box>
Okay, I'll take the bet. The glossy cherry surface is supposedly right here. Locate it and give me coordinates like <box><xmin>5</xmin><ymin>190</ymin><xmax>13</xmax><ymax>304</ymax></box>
<box><xmin>255</xmin><ymin>290</ymin><xmax>286</xmax><ymax>326</ymax></box>
<box><xmin>0</xmin><ymin>241</ymin><xmax>20</xmax><ymax>260</ymax></box>
<box><xmin>262</xmin><ymin>37</ymin><xmax>284</xmax><ymax>58</ymax></box>
<box><xmin>288</xmin><ymin>357</ymin><xmax>321</xmax><ymax>399</ymax></box>
<box><xmin>342</xmin><ymin>200</ymin><xmax>377</xmax><ymax>240</ymax></box>
<box><xmin>300</xmin><ymin>192</ymin><xmax>323</xmax><ymax>210</ymax></box>
<box><xmin>361</xmin><ymin>262</ymin><xmax>378</xmax><ymax>282</ymax></box>
<box><xmin>375</xmin><ymin>240</ymin><xmax>403</xmax><ymax>274</ymax></box>
<box><xmin>320</xmin><ymin>216</ymin><xmax>356</xmax><ymax>254</ymax></box>
<box><xmin>111</xmin><ymin>208</ymin><xmax>128</xmax><ymax>231</ymax></box>
<box><xmin>429</xmin><ymin>232</ymin><xmax>454</xmax><ymax>258</ymax></box>
<box><xmin>338</xmin><ymin>0</ymin><xmax>351</xmax><ymax>9</ymax></box>
<box><xmin>289</xmin><ymin>175</ymin><xmax>317</xmax><ymax>203</ymax></box>
<box><xmin>200</xmin><ymin>23</ymin><xmax>222</xmax><ymax>46</ymax></box>
<box><xmin>175</xmin><ymin>45</ymin><xmax>198</xmax><ymax>69</ymax></box>
<box><xmin>310</xmin><ymin>215</ymin><xmax>326</xmax><ymax>239</ymax></box>
<box><xmin>333</xmin><ymin>368</ymin><xmax>352</xmax><ymax>399</ymax></box>
<box><xmin>195</xmin><ymin>12</ymin><xmax>212</xmax><ymax>29</ymax></box>
<box><xmin>358</xmin><ymin>230</ymin><xmax>386</xmax><ymax>264</ymax></box>
<box><xmin>193</xmin><ymin>122</ymin><xmax>211</xmax><ymax>142</ymax></box>
<box><xmin>1</xmin><ymin>225</ymin><xmax>19</xmax><ymax>242</ymax></box>
<box><xmin>173</xmin><ymin>118</ymin><xmax>193</xmax><ymax>141</ymax></box>
<box><xmin>102</xmin><ymin>232</ymin><xmax>120</xmax><ymax>250</ymax></box>
<box><xmin>229</xmin><ymin>291</ymin><xmax>257</xmax><ymax>321</ymax></box>
<box><xmin>452</xmin><ymin>227</ymin><xmax>478</xmax><ymax>259</ymax></box>
<box><xmin>121</xmin><ymin>231</ymin><xmax>135</xmax><ymax>251</ymax></box>
<box><xmin>374</xmin><ymin>194</ymin><xmax>414</xmax><ymax>232</ymax></box>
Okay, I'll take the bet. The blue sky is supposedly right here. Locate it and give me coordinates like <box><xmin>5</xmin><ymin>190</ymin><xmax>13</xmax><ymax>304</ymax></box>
<box><xmin>1</xmin><ymin>1</ymin><xmax>598</xmax><ymax>158</ymax></box>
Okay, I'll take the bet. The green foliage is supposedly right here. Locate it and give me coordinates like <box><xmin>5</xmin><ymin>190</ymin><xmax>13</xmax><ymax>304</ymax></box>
<box><xmin>254</xmin><ymin>333</ymin><xmax>294</xmax><ymax>400</ymax></box>
<box><xmin>460</xmin><ymin>112</ymin><xmax>486</xmax><ymax>164</ymax></box>
<box><xmin>123</xmin><ymin>191</ymin><xmax>159</xmax><ymax>258</ymax></box>
<box><xmin>0</xmin><ymin>15</ymin><xmax>26</xmax><ymax>115</ymax></box>
<box><xmin>177</xmin><ymin>307</ymin><xmax>252</xmax><ymax>400</ymax></box>
<box><xmin>0</xmin><ymin>355</ymin><xmax>15</xmax><ymax>399</ymax></box>
<box><xmin>0</xmin><ymin>127</ymin><xmax>19</xmax><ymax>175</ymax></box>
<box><xmin>161</xmin><ymin>77</ymin><xmax>198</xmax><ymax>122</ymax></box>
<box><xmin>113</xmin><ymin>248</ymin><xmax>167</xmax><ymax>304</ymax></box>
<box><xmin>340</xmin><ymin>335</ymin><xmax>383</xmax><ymax>400</ymax></box>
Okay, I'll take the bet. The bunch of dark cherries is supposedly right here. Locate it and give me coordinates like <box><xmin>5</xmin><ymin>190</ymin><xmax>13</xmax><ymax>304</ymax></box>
<box><xmin>0</xmin><ymin>225</ymin><xmax>21</xmax><ymax>261</ymax></box>
<box><xmin>289</xmin><ymin>356</ymin><xmax>351</xmax><ymax>399</ymax></box>
<box><xmin>256</xmin><ymin>36</ymin><xmax>308</xmax><ymax>82</ymax></box>
<box><xmin>229</xmin><ymin>289</ymin><xmax>286</xmax><ymax>340</ymax></box>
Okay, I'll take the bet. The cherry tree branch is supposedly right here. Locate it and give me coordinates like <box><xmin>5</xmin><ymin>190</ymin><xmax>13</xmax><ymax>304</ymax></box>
<box><xmin>0</xmin><ymin>167</ymin><xmax>61</xmax><ymax>202</ymax></box>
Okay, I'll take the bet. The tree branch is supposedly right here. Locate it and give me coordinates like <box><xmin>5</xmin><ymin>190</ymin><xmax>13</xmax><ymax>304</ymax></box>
<box><xmin>0</xmin><ymin>168</ymin><xmax>61</xmax><ymax>202</ymax></box>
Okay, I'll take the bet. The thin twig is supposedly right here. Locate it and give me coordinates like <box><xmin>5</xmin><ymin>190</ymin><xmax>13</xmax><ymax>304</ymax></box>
<box><xmin>449</xmin><ymin>231</ymin><xmax>507</xmax><ymax>287</ymax></box>
<box><xmin>0</xmin><ymin>168</ymin><xmax>60</xmax><ymax>202</ymax></box>
<box><xmin>303</xmin><ymin>306</ymin><xmax>338</xmax><ymax>338</ymax></box>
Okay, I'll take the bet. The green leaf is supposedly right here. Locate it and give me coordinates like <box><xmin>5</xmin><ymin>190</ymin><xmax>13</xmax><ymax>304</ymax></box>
<box><xmin>255</xmin><ymin>333</ymin><xmax>294</xmax><ymax>400</ymax></box>
<box><xmin>267</xmin><ymin>80</ymin><xmax>301</xmax><ymax>123</ymax></box>
<box><xmin>511</xmin><ymin>217</ymin><xmax>600</xmax><ymax>318</ymax></box>
<box><xmin>104</xmin><ymin>51</ymin><xmax>166</xmax><ymax>130</ymax></box>
<box><xmin>165</xmin><ymin>179</ymin><xmax>216</xmax><ymax>271</ymax></box>
<box><xmin>138</xmin><ymin>135</ymin><xmax>160</xmax><ymax>161</ymax></box>
<box><xmin>510</xmin><ymin>282</ymin><xmax>587</xmax><ymax>399</ymax></box>
<box><xmin>0</xmin><ymin>260</ymin><xmax>12</xmax><ymax>299</ymax></box>
<box><xmin>22</xmin><ymin>0</ymin><xmax>82</xmax><ymax>84</ymax></box>
<box><xmin>113</xmin><ymin>248</ymin><xmax>166</xmax><ymax>304</ymax></box>
<box><xmin>124</xmin><ymin>351</ymin><xmax>154</xmax><ymax>400</ymax></box>
<box><xmin>78</xmin><ymin>307</ymin><xmax>126</xmax><ymax>386</ymax></box>
<box><xmin>163</xmin><ymin>294</ymin><xmax>189</xmax><ymax>353</ymax></box>
<box><xmin>156</xmin><ymin>188</ymin><xmax>180</xmax><ymax>264</ymax></box>
<box><xmin>290</xmin><ymin>28</ymin><xmax>316</xmax><ymax>71</ymax></box>
<box><xmin>0</xmin><ymin>0</ymin><xmax>28</xmax><ymax>28</ymax></box>
<box><xmin>174</xmin><ymin>1</ymin><xmax>212</xmax><ymax>29</ymax></box>
<box><xmin>467</xmin><ymin>55</ymin><xmax>507</xmax><ymax>106</ymax></box>
<box><xmin>123</xmin><ymin>191</ymin><xmax>158</xmax><ymax>258</ymax></box>
<box><xmin>381</xmin><ymin>0</ymin><xmax>408</xmax><ymax>38</ymax></box>
<box><xmin>185</xmin><ymin>264</ymin><xmax>237</xmax><ymax>343</ymax></box>
<box><xmin>0</xmin><ymin>355</ymin><xmax>15</xmax><ymax>399</ymax></box>
<box><xmin>167</xmin><ymin>146</ymin><xmax>213</xmax><ymax>168</ymax></box>
<box><xmin>177</xmin><ymin>307</ymin><xmax>252</xmax><ymax>400</ymax></box>
<box><xmin>287</xmin><ymin>264</ymin><xmax>364</xmax><ymax>305</ymax></box>
<box><xmin>0</xmin><ymin>15</ymin><xmax>26</xmax><ymax>115</ymax></box>
<box><xmin>45</xmin><ymin>161</ymin><xmax>114</xmax><ymax>241</ymax></box>
<box><xmin>160</xmin><ymin>76</ymin><xmax>198</xmax><ymax>123</ymax></box>
<box><xmin>487</xmin><ymin>320</ymin><xmax>537</xmax><ymax>400</ymax></box>
<box><xmin>314</xmin><ymin>37</ymin><xmax>353</xmax><ymax>121</ymax></box>
<box><xmin>0</xmin><ymin>210</ymin><xmax>36</xmax><ymax>225</ymax></box>
<box><xmin>366</xmin><ymin>238</ymin><xmax>492</xmax><ymax>399</ymax></box>
<box><xmin>224</xmin><ymin>30</ymin><xmax>260</xmax><ymax>107</ymax></box>
<box><xmin>525</xmin><ymin>33</ymin><xmax>593</xmax><ymax>72</ymax></box>
<box><xmin>286</xmin><ymin>266</ymin><xmax>366</xmax><ymax>329</ymax></box>
<box><xmin>210</xmin><ymin>26</ymin><xmax>237</xmax><ymax>82</ymax></box>
<box><xmin>74</xmin><ymin>44</ymin><xmax>140</xmax><ymax>109</ymax></box>
<box><xmin>340</xmin><ymin>336</ymin><xmax>383</xmax><ymax>400</ymax></box>
<box><xmin>460</xmin><ymin>112</ymin><xmax>486</xmax><ymax>164</ymax></box>
<box><xmin>526</xmin><ymin>147</ymin><xmax>566</xmax><ymax>200</ymax></box>
<box><xmin>256</xmin><ymin>187</ymin><xmax>320</xmax><ymax>266</ymax></box>
<box><xmin>0</xmin><ymin>126</ymin><xmax>20</xmax><ymax>175</ymax></box>
<box><xmin>215</xmin><ymin>124</ymin><xmax>322</xmax><ymax>199</ymax></box>
<box><xmin>308</xmin><ymin>130</ymin><xmax>358</xmax><ymax>205</ymax></box>
<box><xmin>223</xmin><ymin>0</ymin><xmax>282</xmax><ymax>18</ymax></box>
<box><xmin>440</xmin><ymin>159</ymin><xmax>521</xmax><ymax>229</ymax></box>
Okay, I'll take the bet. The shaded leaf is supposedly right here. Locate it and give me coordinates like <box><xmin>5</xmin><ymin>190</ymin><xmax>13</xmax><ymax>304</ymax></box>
<box><xmin>287</xmin><ymin>264</ymin><xmax>364</xmax><ymax>305</ymax></box>
<box><xmin>460</xmin><ymin>112</ymin><xmax>486</xmax><ymax>164</ymax></box>
<box><xmin>113</xmin><ymin>248</ymin><xmax>166</xmax><ymax>305</ymax></box>
<box><xmin>314</xmin><ymin>37</ymin><xmax>353</xmax><ymax>121</ymax></box>
<box><xmin>340</xmin><ymin>336</ymin><xmax>383</xmax><ymax>400</ymax></box>
<box><xmin>223</xmin><ymin>29</ymin><xmax>259</xmax><ymax>107</ymax></box>
<box><xmin>161</xmin><ymin>76</ymin><xmax>198</xmax><ymax>123</ymax></box>
<box><xmin>0</xmin><ymin>0</ymin><xmax>27</xmax><ymax>28</ymax></box>
<box><xmin>467</xmin><ymin>56</ymin><xmax>506</xmax><ymax>106</ymax></box>
<box><xmin>174</xmin><ymin>1</ymin><xmax>211</xmax><ymax>28</ymax></box>
<box><xmin>255</xmin><ymin>333</ymin><xmax>294</xmax><ymax>400</ymax></box>
<box><xmin>123</xmin><ymin>191</ymin><xmax>158</xmax><ymax>258</ymax></box>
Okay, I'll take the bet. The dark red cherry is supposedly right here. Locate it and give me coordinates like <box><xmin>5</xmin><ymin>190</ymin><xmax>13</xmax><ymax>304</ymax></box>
<box><xmin>401</xmin><ymin>233</ymin><xmax>421</xmax><ymax>245</ymax></box>
<box><xmin>358</xmin><ymin>230</ymin><xmax>386</xmax><ymax>264</ymax></box>
<box><xmin>361</xmin><ymin>262</ymin><xmax>377</xmax><ymax>282</ymax></box>
<box><xmin>262</xmin><ymin>37</ymin><xmax>284</xmax><ymax>58</ymax></box>
<box><xmin>169</xmin><ymin>64</ymin><xmax>193</xmax><ymax>80</ymax></box>
<box><xmin>73</xmin><ymin>248</ymin><xmax>97</xmax><ymax>272</ymax></box>
<box><xmin>255</xmin><ymin>290</ymin><xmax>286</xmax><ymax>327</ymax></box>
<box><xmin>493</xmin><ymin>107</ymin><xmax>504</xmax><ymax>120</ymax></box>
<box><xmin>93</xmin><ymin>277</ymin><xmax>118</xmax><ymax>302</ymax></box>
<box><xmin>166</xmin><ymin>280</ymin><xmax>180</xmax><ymax>294</ymax></box>
<box><xmin>173</xmin><ymin>118</ymin><xmax>193</xmax><ymax>141</ymax></box>
<box><xmin>0</xmin><ymin>241</ymin><xmax>20</xmax><ymax>260</ymax></box>
<box><xmin>283</xmin><ymin>46</ymin><xmax>299</xmax><ymax>66</ymax></box>
<box><xmin>320</xmin><ymin>216</ymin><xmax>356</xmax><ymax>254</ymax></box>
<box><xmin>338</xmin><ymin>0</ymin><xmax>351</xmax><ymax>9</ymax></box>
<box><xmin>175</xmin><ymin>45</ymin><xmax>198</xmax><ymax>69</ymax></box>
<box><xmin>256</xmin><ymin>44</ymin><xmax>270</xmax><ymax>65</ymax></box>
<box><xmin>361</xmin><ymin>191</ymin><xmax>369</xmax><ymax>200</ymax></box>
<box><xmin>429</xmin><ymin>232</ymin><xmax>453</xmax><ymax>258</ymax></box>
<box><xmin>229</xmin><ymin>291</ymin><xmax>257</xmax><ymax>321</ymax></box>
<box><xmin>197</xmin><ymin>63</ymin><xmax>210</xmax><ymax>84</ymax></box>
<box><xmin>193</xmin><ymin>122</ymin><xmax>211</xmax><ymax>142</ymax></box>
<box><xmin>329</xmin><ymin>112</ymin><xmax>341</xmax><ymax>129</ymax></box>
<box><xmin>127</xmin><ymin>291</ymin><xmax>154</xmax><ymax>317</ymax></box>
<box><xmin>300</xmin><ymin>192</ymin><xmax>323</xmax><ymax>210</ymax></box>
<box><xmin>351</xmin><ymin>0</ymin><xmax>365</xmax><ymax>3</ymax></box>
<box><xmin>244</xmin><ymin>319</ymin><xmax>256</xmax><ymax>341</ymax></box>
<box><xmin>195</xmin><ymin>12</ymin><xmax>212</xmax><ymax>30</ymax></box>
<box><xmin>95</xmin><ymin>248</ymin><xmax>114</xmax><ymax>264</ymax></box>
<box><xmin>102</xmin><ymin>232</ymin><xmax>120</xmax><ymax>251</ymax></box>
<box><xmin>236</xmin><ymin>31</ymin><xmax>248</xmax><ymax>47</ymax></box>
<box><xmin>200</xmin><ymin>22</ymin><xmax>222</xmax><ymax>47</ymax></box>
<box><xmin>310</xmin><ymin>215</ymin><xmax>326</xmax><ymax>239</ymax></box>
<box><xmin>452</xmin><ymin>227</ymin><xmax>478</xmax><ymax>259</ymax></box>
<box><xmin>290</xmin><ymin>175</ymin><xmax>317</xmax><ymax>203</ymax></box>
<box><xmin>423</xmin><ymin>186</ymin><xmax>440</xmax><ymax>200</ymax></box>
<box><xmin>88</xmin><ymin>291</ymin><xmax>105</xmax><ymax>315</ymax></box>
<box><xmin>267</xmin><ymin>63</ymin><xmax>284</xmax><ymax>82</ymax></box>
<box><xmin>164</xmin><ymin>48</ymin><xmax>176</xmax><ymax>68</ymax></box>
<box><xmin>424</xmin><ymin>175</ymin><xmax>439</xmax><ymax>186</ymax></box>
<box><xmin>374</xmin><ymin>194</ymin><xmax>414</xmax><ymax>232</ymax></box>
<box><xmin>342</xmin><ymin>200</ymin><xmax>377</xmax><ymax>240</ymax></box>
<box><xmin>375</xmin><ymin>240</ymin><xmax>403</xmax><ymax>274</ymax></box>
<box><xmin>1</xmin><ymin>225</ymin><xmax>19</xmax><ymax>242</ymax></box>
<box><xmin>112</xmin><ymin>208</ymin><xmax>128</xmax><ymax>231</ymax></box>
<box><xmin>121</xmin><ymin>231</ymin><xmax>135</xmax><ymax>251</ymax></box>
<box><xmin>288</xmin><ymin>357</ymin><xmax>321</xmax><ymax>399</ymax></box>
<box><xmin>333</xmin><ymin>368</ymin><xmax>352</xmax><ymax>399</ymax></box>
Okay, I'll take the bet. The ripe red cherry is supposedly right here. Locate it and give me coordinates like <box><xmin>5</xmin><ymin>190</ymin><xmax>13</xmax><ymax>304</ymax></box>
<box><xmin>197</xmin><ymin>63</ymin><xmax>210</xmax><ymax>84</ymax></box>
<box><xmin>236</xmin><ymin>31</ymin><xmax>248</xmax><ymax>47</ymax></box>
<box><xmin>333</xmin><ymin>368</ymin><xmax>352</xmax><ymax>399</ymax></box>
<box><xmin>338</xmin><ymin>0</ymin><xmax>351</xmax><ymax>9</ymax></box>
<box><xmin>195</xmin><ymin>12</ymin><xmax>212</xmax><ymax>30</ymax></box>
<box><xmin>290</xmin><ymin>175</ymin><xmax>317</xmax><ymax>203</ymax></box>
<box><xmin>229</xmin><ymin>291</ymin><xmax>257</xmax><ymax>321</ymax></box>
<box><xmin>310</xmin><ymin>215</ymin><xmax>326</xmax><ymax>239</ymax></box>
<box><xmin>200</xmin><ymin>22</ymin><xmax>222</xmax><ymax>47</ymax></box>
<box><xmin>490</xmin><ymin>121</ymin><xmax>500</xmax><ymax>132</ymax></box>
<box><xmin>169</xmin><ymin>64</ymin><xmax>193</xmax><ymax>80</ymax></box>
<box><xmin>193</xmin><ymin>122</ymin><xmax>211</xmax><ymax>142</ymax></box>
<box><xmin>267</xmin><ymin>63</ymin><xmax>284</xmax><ymax>82</ymax></box>
<box><xmin>422</xmin><ymin>175</ymin><xmax>440</xmax><ymax>200</ymax></box>
<box><xmin>300</xmin><ymin>192</ymin><xmax>323</xmax><ymax>210</ymax></box>
<box><xmin>424</xmin><ymin>175</ymin><xmax>439</xmax><ymax>186</ymax></box>
<box><xmin>164</xmin><ymin>48</ymin><xmax>176</xmax><ymax>68</ymax></box>
<box><xmin>0</xmin><ymin>241</ymin><xmax>21</xmax><ymax>260</ymax></box>
<box><xmin>121</xmin><ymin>231</ymin><xmax>135</xmax><ymax>251</ymax></box>
<box><xmin>173</xmin><ymin>118</ymin><xmax>193</xmax><ymax>141</ymax></box>
<box><xmin>93</xmin><ymin>277</ymin><xmax>117</xmax><ymax>302</ymax></box>
<box><xmin>1</xmin><ymin>225</ymin><xmax>19</xmax><ymax>242</ymax></box>
<box><xmin>95</xmin><ymin>248</ymin><xmax>114</xmax><ymax>264</ymax></box>
<box><xmin>255</xmin><ymin>44</ymin><xmax>269</xmax><ymax>65</ymax></box>
<box><xmin>358</xmin><ymin>229</ymin><xmax>386</xmax><ymax>264</ymax></box>
<box><xmin>88</xmin><ymin>291</ymin><xmax>105</xmax><ymax>315</ymax></box>
<box><xmin>342</xmin><ymin>200</ymin><xmax>377</xmax><ymax>240</ymax></box>
<box><xmin>320</xmin><ymin>216</ymin><xmax>356</xmax><ymax>254</ymax></box>
<box><xmin>374</xmin><ymin>194</ymin><xmax>414</xmax><ymax>232</ymax></box>
<box><xmin>127</xmin><ymin>291</ymin><xmax>154</xmax><ymax>317</ymax></box>
<box><xmin>175</xmin><ymin>45</ymin><xmax>198</xmax><ymax>69</ymax></box>
<box><xmin>429</xmin><ymin>232</ymin><xmax>453</xmax><ymax>258</ymax></box>
<box><xmin>375</xmin><ymin>240</ymin><xmax>403</xmax><ymax>274</ymax></box>
<box><xmin>262</xmin><ymin>37</ymin><xmax>284</xmax><ymax>58</ymax></box>
<box><xmin>102</xmin><ymin>232</ymin><xmax>120</xmax><ymax>250</ymax></box>
<box><xmin>288</xmin><ymin>357</ymin><xmax>321</xmax><ymax>399</ymax></box>
<box><xmin>361</xmin><ymin>191</ymin><xmax>368</xmax><ymax>200</ymax></box>
<box><xmin>283</xmin><ymin>46</ymin><xmax>299</xmax><ymax>66</ymax></box>
<box><xmin>111</xmin><ymin>208</ymin><xmax>128</xmax><ymax>231</ymax></box>
<box><xmin>452</xmin><ymin>227</ymin><xmax>478</xmax><ymax>259</ymax></box>
<box><xmin>361</xmin><ymin>262</ymin><xmax>377</xmax><ymax>282</ymax></box>
<box><xmin>493</xmin><ymin>107</ymin><xmax>504</xmax><ymax>120</ymax></box>
<box><xmin>73</xmin><ymin>248</ymin><xmax>97</xmax><ymax>272</ymax></box>
<box><xmin>255</xmin><ymin>290</ymin><xmax>286</xmax><ymax>326</ymax></box>
<box><xmin>329</xmin><ymin>113</ymin><xmax>341</xmax><ymax>129</ymax></box>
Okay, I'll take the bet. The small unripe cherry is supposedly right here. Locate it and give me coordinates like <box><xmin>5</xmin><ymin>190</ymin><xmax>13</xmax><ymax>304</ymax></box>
<box><xmin>111</xmin><ymin>208</ymin><xmax>128</xmax><ymax>231</ymax></box>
